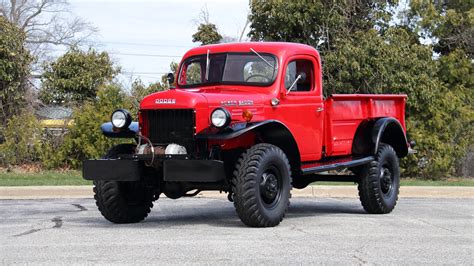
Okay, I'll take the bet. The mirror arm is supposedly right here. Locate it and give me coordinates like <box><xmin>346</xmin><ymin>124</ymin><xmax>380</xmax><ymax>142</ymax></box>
<box><xmin>286</xmin><ymin>74</ymin><xmax>302</xmax><ymax>96</ymax></box>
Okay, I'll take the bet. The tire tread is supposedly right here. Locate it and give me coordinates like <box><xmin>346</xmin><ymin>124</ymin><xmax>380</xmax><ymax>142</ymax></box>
<box><xmin>232</xmin><ymin>143</ymin><xmax>292</xmax><ymax>227</ymax></box>
<box><xmin>358</xmin><ymin>143</ymin><xmax>400</xmax><ymax>214</ymax></box>
<box><xmin>93</xmin><ymin>144</ymin><xmax>154</xmax><ymax>224</ymax></box>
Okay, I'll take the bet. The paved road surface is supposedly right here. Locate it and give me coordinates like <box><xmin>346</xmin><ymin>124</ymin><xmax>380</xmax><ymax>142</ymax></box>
<box><xmin>1</xmin><ymin>197</ymin><xmax>472</xmax><ymax>264</ymax></box>
<box><xmin>2</xmin><ymin>185</ymin><xmax>474</xmax><ymax>199</ymax></box>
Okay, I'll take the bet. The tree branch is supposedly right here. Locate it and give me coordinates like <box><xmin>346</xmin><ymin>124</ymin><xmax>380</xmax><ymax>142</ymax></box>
<box><xmin>0</xmin><ymin>1</ymin><xmax>7</xmax><ymax>17</ymax></box>
<box><xmin>2</xmin><ymin>0</ymin><xmax>97</xmax><ymax>65</ymax></box>
<box><xmin>10</xmin><ymin>0</ymin><xmax>17</xmax><ymax>21</ymax></box>
<box><xmin>21</xmin><ymin>0</ymin><xmax>48</xmax><ymax>30</ymax></box>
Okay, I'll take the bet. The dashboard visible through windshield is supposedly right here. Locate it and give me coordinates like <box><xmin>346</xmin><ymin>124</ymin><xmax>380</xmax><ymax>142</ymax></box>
<box><xmin>178</xmin><ymin>52</ymin><xmax>278</xmax><ymax>87</ymax></box>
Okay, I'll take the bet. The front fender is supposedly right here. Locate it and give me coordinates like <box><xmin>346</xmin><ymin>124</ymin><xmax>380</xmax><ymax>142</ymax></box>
<box><xmin>101</xmin><ymin>122</ymin><xmax>139</xmax><ymax>138</ymax></box>
<box><xmin>196</xmin><ymin>120</ymin><xmax>281</xmax><ymax>140</ymax></box>
<box><xmin>196</xmin><ymin>120</ymin><xmax>302</xmax><ymax>172</ymax></box>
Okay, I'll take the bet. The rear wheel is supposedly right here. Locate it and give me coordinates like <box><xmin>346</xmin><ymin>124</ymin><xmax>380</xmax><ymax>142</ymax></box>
<box><xmin>232</xmin><ymin>143</ymin><xmax>292</xmax><ymax>227</ymax></box>
<box><xmin>357</xmin><ymin>143</ymin><xmax>400</xmax><ymax>214</ymax></box>
<box><xmin>93</xmin><ymin>144</ymin><xmax>155</xmax><ymax>224</ymax></box>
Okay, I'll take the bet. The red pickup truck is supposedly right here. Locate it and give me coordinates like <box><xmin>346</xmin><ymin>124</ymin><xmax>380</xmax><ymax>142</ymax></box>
<box><xmin>84</xmin><ymin>42</ymin><xmax>413</xmax><ymax>227</ymax></box>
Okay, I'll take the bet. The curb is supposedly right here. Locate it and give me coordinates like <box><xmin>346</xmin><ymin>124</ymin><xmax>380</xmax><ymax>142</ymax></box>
<box><xmin>0</xmin><ymin>185</ymin><xmax>473</xmax><ymax>200</ymax></box>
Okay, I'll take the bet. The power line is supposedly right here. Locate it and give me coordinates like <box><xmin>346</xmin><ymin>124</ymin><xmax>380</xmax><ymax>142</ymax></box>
<box><xmin>126</xmin><ymin>75</ymin><xmax>164</xmax><ymax>80</ymax></box>
<box><xmin>49</xmin><ymin>49</ymin><xmax>182</xmax><ymax>58</ymax></box>
<box><xmin>113</xmin><ymin>52</ymin><xmax>182</xmax><ymax>58</ymax></box>
<box><xmin>31</xmin><ymin>73</ymin><xmax>169</xmax><ymax>79</ymax></box>
<box><xmin>101</xmin><ymin>41</ymin><xmax>193</xmax><ymax>48</ymax></box>
<box><xmin>121</xmin><ymin>72</ymin><xmax>168</xmax><ymax>75</ymax></box>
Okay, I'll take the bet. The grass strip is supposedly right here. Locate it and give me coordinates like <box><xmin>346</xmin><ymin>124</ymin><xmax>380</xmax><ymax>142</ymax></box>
<box><xmin>0</xmin><ymin>171</ymin><xmax>472</xmax><ymax>187</ymax></box>
<box><xmin>0</xmin><ymin>171</ymin><xmax>91</xmax><ymax>186</ymax></box>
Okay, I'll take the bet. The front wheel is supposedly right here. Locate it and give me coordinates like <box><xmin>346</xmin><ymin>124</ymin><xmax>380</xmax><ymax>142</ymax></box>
<box><xmin>93</xmin><ymin>144</ymin><xmax>155</xmax><ymax>223</ymax></box>
<box><xmin>232</xmin><ymin>143</ymin><xmax>292</xmax><ymax>227</ymax></box>
<box><xmin>94</xmin><ymin>180</ymin><xmax>154</xmax><ymax>223</ymax></box>
<box><xmin>357</xmin><ymin>143</ymin><xmax>400</xmax><ymax>214</ymax></box>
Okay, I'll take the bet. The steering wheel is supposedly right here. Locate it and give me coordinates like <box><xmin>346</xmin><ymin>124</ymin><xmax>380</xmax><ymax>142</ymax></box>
<box><xmin>245</xmin><ymin>74</ymin><xmax>271</xmax><ymax>82</ymax></box>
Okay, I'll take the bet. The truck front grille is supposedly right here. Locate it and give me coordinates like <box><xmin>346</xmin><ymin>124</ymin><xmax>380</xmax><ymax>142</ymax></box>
<box><xmin>144</xmin><ymin>109</ymin><xmax>196</xmax><ymax>152</ymax></box>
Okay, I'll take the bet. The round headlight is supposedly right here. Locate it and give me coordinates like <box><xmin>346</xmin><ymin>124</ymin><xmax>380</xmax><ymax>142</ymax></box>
<box><xmin>211</xmin><ymin>108</ymin><xmax>231</xmax><ymax>128</ymax></box>
<box><xmin>111</xmin><ymin>109</ymin><xmax>132</xmax><ymax>129</ymax></box>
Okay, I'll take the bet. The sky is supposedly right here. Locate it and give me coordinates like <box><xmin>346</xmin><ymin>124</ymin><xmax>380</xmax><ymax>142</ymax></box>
<box><xmin>68</xmin><ymin>0</ymin><xmax>250</xmax><ymax>89</ymax></box>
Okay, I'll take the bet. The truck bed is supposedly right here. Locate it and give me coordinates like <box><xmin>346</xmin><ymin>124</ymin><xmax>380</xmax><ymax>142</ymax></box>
<box><xmin>324</xmin><ymin>94</ymin><xmax>407</xmax><ymax>157</ymax></box>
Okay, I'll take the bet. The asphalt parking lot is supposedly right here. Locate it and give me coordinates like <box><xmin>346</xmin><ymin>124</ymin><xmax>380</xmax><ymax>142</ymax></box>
<box><xmin>1</xmin><ymin>197</ymin><xmax>472</xmax><ymax>264</ymax></box>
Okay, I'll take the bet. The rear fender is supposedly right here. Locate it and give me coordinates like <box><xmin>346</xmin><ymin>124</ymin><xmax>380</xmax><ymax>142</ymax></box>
<box><xmin>352</xmin><ymin>117</ymin><xmax>408</xmax><ymax>158</ymax></box>
<box><xmin>372</xmin><ymin>117</ymin><xmax>408</xmax><ymax>157</ymax></box>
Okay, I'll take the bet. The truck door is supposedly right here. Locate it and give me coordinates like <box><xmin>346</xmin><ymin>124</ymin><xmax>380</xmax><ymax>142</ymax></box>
<box><xmin>276</xmin><ymin>56</ymin><xmax>324</xmax><ymax>161</ymax></box>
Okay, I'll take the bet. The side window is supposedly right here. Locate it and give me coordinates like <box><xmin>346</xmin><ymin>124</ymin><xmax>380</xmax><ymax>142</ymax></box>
<box><xmin>184</xmin><ymin>61</ymin><xmax>202</xmax><ymax>85</ymax></box>
<box><xmin>284</xmin><ymin>61</ymin><xmax>297</xmax><ymax>89</ymax></box>
<box><xmin>284</xmin><ymin>59</ymin><xmax>313</xmax><ymax>92</ymax></box>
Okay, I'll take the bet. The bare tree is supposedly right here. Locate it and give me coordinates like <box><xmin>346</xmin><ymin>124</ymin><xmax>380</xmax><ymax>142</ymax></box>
<box><xmin>0</xmin><ymin>0</ymin><xmax>97</xmax><ymax>60</ymax></box>
<box><xmin>191</xmin><ymin>5</ymin><xmax>223</xmax><ymax>45</ymax></box>
<box><xmin>192</xmin><ymin>4</ymin><xmax>210</xmax><ymax>26</ymax></box>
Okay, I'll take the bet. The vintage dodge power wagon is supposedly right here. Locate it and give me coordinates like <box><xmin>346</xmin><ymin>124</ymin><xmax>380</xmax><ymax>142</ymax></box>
<box><xmin>83</xmin><ymin>42</ymin><xmax>413</xmax><ymax>227</ymax></box>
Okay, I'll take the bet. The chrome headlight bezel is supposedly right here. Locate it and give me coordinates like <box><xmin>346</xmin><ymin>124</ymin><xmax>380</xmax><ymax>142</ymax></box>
<box><xmin>210</xmin><ymin>108</ymin><xmax>231</xmax><ymax>128</ymax></box>
<box><xmin>111</xmin><ymin>109</ymin><xmax>132</xmax><ymax>129</ymax></box>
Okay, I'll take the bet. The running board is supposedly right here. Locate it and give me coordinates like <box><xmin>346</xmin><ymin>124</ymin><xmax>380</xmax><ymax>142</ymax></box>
<box><xmin>301</xmin><ymin>156</ymin><xmax>374</xmax><ymax>175</ymax></box>
<box><xmin>307</xmin><ymin>174</ymin><xmax>358</xmax><ymax>182</ymax></box>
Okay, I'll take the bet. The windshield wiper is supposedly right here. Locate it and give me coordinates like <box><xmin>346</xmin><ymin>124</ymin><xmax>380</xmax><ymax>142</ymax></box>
<box><xmin>250</xmin><ymin>48</ymin><xmax>278</xmax><ymax>71</ymax></box>
<box><xmin>205</xmin><ymin>49</ymin><xmax>210</xmax><ymax>81</ymax></box>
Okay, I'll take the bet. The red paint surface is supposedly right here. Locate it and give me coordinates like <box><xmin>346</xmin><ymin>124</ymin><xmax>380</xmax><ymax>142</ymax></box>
<box><xmin>139</xmin><ymin>42</ymin><xmax>407</xmax><ymax>163</ymax></box>
<box><xmin>324</xmin><ymin>95</ymin><xmax>406</xmax><ymax>157</ymax></box>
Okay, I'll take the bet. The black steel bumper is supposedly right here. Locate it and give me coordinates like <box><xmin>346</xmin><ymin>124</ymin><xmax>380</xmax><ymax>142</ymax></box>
<box><xmin>83</xmin><ymin>158</ymin><xmax>225</xmax><ymax>182</ymax></box>
<box><xmin>83</xmin><ymin>159</ymin><xmax>142</xmax><ymax>181</ymax></box>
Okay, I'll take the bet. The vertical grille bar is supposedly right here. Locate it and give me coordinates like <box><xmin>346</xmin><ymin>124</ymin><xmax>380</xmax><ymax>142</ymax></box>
<box><xmin>143</xmin><ymin>109</ymin><xmax>195</xmax><ymax>152</ymax></box>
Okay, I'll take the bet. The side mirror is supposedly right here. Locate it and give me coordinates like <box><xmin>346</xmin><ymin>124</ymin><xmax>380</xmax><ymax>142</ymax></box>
<box><xmin>298</xmin><ymin>72</ymin><xmax>307</xmax><ymax>82</ymax></box>
<box><xmin>285</xmin><ymin>72</ymin><xmax>308</xmax><ymax>96</ymax></box>
<box><xmin>167</xmin><ymin>73</ymin><xmax>175</xmax><ymax>87</ymax></box>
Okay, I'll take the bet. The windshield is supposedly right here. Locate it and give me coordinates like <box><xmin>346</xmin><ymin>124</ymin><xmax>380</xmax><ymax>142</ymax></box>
<box><xmin>178</xmin><ymin>52</ymin><xmax>278</xmax><ymax>87</ymax></box>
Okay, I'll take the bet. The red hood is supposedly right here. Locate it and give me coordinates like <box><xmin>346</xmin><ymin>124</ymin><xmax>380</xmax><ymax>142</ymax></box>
<box><xmin>141</xmin><ymin>87</ymin><xmax>268</xmax><ymax>117</ymax></box>
<box><xmin>140</xmin><ymin>87</ymin><xmax>269</xmax><ymax>133</ymax></box>
<box><xmin>140</xmin><ymin>89</ymin><xmax>208</xmax><ymax>110</ymax></box>
<box><xmin>141</xmin><ymin>87</ymin><xmax>267</xmax><ymax>108</ymax></box>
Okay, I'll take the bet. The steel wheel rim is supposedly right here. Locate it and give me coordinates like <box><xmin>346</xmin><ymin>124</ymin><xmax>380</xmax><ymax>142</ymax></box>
<box><xmin>259</xmin><ymin>165</ymin><xmax>282</xmax><ymax>208</ymax></box>
<box><xmin>380</xmin><ymin>163</ymin><xmax>393</xmax><ymax>196</ymax></box>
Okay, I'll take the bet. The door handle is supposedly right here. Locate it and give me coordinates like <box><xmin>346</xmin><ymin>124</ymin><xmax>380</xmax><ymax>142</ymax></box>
<box><xmin>316</xmin><ymin>107</ymin><xmax>324</xmax><ymax>112</ymax></box>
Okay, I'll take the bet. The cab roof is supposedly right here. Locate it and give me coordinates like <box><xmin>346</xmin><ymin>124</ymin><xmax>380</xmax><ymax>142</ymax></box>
<box><xmin>182</xmin><ymin>42</ymin><xmax>320</xmax><ymax>62</ymax></box>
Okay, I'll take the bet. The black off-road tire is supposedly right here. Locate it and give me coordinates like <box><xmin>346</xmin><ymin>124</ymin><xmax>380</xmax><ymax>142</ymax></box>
<box><xmin>349</xmin><ymin>165</ymin><xmax>364</xmax><ymax>177</ymax></box>
<box><xmin>358</xmin><ymin>143</ymin><xmax>400</xmax><ymax>214</ymax></box>
<box><xmin>93</xmin><ymin>144</ymin><xmax>154</xmax><ymax>224</ymax></box>
<box><xmin>232</xmin><ymin>143</ymin><xmax>292</xmax><ymax>227</ymax></box>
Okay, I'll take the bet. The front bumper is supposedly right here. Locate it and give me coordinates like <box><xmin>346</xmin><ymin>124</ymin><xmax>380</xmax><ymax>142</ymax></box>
<box><xmin>83</xmin><ymin>157</ymin><xmax>225</xmax><ymax>182</ymax></box>
<box><xmin>163</xmin><ymin>159</ymin><xmax>225</xmax><ymax>182</ymax></box>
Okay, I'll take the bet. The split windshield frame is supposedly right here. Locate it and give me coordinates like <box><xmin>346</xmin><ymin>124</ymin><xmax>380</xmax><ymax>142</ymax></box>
<box><xmin>177</xmin><ymin>51</ymin><xmax>279</xmax><ymax>88</ymax></box>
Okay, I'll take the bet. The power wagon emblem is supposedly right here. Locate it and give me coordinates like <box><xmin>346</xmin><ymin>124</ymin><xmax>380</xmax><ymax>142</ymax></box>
<box><xmin>221</xmin><ymin>100</ymin><xmax>254</xmax><ymax>106</ymax></box>
<box><xmin>155</xmin><ymin>99</ymin><xmax>176</xmax><ymax>104</ymax></box>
